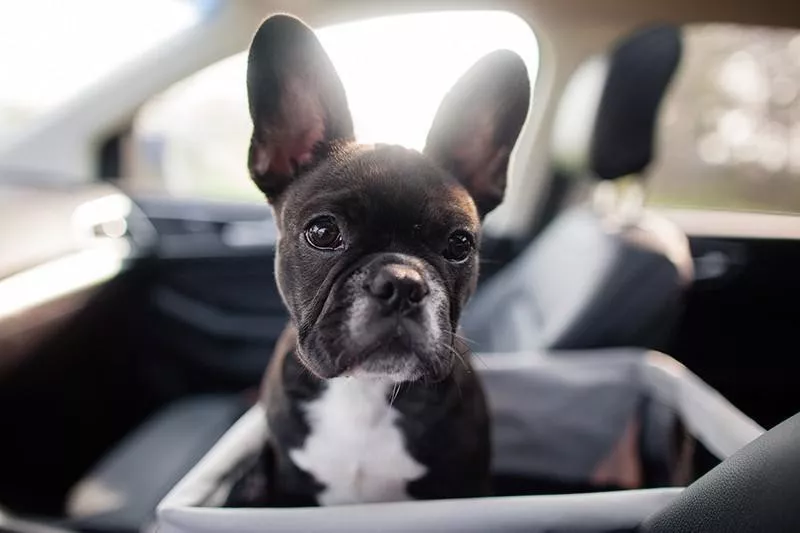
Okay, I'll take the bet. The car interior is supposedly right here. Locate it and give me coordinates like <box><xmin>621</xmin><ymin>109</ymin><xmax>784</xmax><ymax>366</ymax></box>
<box><xmin>461</xmin><ymin>23</ymin><xmax>694</xmax><ymax>354</ymax></box>
<box><xmin>1</xmin><ymin>0</ymin><xmax>799</xmax><ymax>532</ymax></box>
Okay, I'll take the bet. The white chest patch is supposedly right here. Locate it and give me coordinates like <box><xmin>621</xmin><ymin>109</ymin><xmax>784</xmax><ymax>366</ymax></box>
<box><xmin>288</xmin><ymin>377</ymin><xmax>427</xmax><ymax>506</ymax></box>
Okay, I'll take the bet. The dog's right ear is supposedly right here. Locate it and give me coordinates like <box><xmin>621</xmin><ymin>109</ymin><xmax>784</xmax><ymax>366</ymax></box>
<box><xmin>246</xmin><ymin>14</ymin><xmax>354</xmax><ymax>202</ymax></box>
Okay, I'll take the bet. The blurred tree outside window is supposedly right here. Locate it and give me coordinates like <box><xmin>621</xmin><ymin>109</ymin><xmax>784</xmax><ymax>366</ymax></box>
<box><xmin>648</xmin><ymin>24</ymin><xmax>800</xmax><ymax>214</ymax></box>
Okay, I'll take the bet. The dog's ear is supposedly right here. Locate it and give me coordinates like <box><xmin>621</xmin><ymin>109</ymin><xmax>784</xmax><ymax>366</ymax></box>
<box><xmin>246</xmin><ymin>14</ymin><xmax>354</xmax><ymax>202</ymax></box>
<box><xmin>424</xmin><ymin>50</ymin><xmax>530</xmax><ymax>217</ymax></box>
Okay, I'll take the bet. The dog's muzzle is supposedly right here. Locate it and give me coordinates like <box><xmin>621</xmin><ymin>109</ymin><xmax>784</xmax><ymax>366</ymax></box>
<box><xmin>341</xmin><ymin>253</ymin><xmax>448</xmax><ymax>381</ymax></box>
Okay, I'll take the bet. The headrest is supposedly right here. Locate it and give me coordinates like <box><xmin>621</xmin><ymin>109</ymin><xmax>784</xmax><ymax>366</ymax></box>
<box><xmin>552</xmin><ymin>24</ymin><xmax>683</xmax><ymax>181</ymax></box>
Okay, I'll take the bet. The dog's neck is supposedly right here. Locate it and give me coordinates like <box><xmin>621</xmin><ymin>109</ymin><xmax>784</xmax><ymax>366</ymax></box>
<box><xmin>282</xmin><ymin>349</ymin><xmax>452</xmax><ymax>399</ymax></box>
<box><xmin>262</xmin><ymin>324</ymin><xmax>474</xmax><ymax>416</ymax></box>
<box><xmin>260</xmin><ymin>324</ymin><xmax>489</xmax><ymax>505</ymax></box>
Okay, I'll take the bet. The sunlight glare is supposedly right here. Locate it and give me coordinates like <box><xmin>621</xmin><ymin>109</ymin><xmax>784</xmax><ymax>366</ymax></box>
<box><xmin>0</xmin><ymin>0</ymin><xmax>199</xmax><ymax>110</ymax></box>
<box><xmin>317</xmin><ymin>11</ymin><xmax>539</xmax><ymax>150</ymax></box>
<box><xmin>132</xmin><ymin>10</ymin><xmax>539</xmax><ymax>199</ymax></box>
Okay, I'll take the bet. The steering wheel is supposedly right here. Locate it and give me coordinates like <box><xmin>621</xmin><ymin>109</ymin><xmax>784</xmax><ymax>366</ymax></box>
<box><xmin>641</xmin><ymin>411</ymin><xmax>800</xmax><ymax>531</ymax></box>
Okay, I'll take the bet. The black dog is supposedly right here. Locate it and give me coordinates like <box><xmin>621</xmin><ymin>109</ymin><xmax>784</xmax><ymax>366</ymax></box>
<box><xmin>246</xmin><ymin>14</ymin><xmax>530</xmax><ymax>507</ymax></box>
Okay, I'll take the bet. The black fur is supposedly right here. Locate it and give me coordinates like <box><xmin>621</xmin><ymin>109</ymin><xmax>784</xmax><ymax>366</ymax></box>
<box><xmin>260</xmin><ymin>327</ymin><xmax>489</xmax><ymax>505</ymax></box>
<box><xmin>245</xmin><ymin>13</ymin><xmax>530</xmax><ymax>506</ymax></box>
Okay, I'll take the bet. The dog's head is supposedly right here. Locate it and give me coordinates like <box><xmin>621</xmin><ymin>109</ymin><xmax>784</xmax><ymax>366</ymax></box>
<box><xmin>247</xmin><ymin>14</ymin><xmax>530</xmax><ymax>382</ymax></box>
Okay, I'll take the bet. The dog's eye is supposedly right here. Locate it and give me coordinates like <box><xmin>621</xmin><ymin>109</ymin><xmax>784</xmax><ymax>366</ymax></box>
<box><xmin>304</xmin><ymin>216</ymin><xmax>343</xmax><ymax>250</ymax></box>
<box><xmin>443</xmin><ymin>231</ymin><xmax>474</xmax><ymax>263</ymax></box>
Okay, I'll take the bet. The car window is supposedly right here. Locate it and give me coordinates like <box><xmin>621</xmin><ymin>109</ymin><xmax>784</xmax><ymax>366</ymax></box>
<box><xmin>125</xmin><ymin>11</ymin><xmax>539</xmax><ymax>201</ymax></box>
<box><xmin>648</xmin><ymin>24</ymin><xmax>800</xmax><ymax>214</ymax></box>
<box><xmin>0</xmin><ymin>0</ymin><xmax>202</xmax><ymax>150</ymax></box>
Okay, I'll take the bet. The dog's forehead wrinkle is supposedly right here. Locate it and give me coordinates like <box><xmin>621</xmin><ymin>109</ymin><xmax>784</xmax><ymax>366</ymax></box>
<box><xmin>282</xmin><ymin>144</ymin><xmax>480</xmax><ymax>234</ymax></box>
<box><xmin>293</xmin><ymin>186</ymin><xmax>474</xmax><ymax>235</ymax></box>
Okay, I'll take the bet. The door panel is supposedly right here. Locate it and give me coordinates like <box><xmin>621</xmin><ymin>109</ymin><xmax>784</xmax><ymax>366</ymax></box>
<box><xmin>130</xmin><ymin>196</ymin><xmax>287</xmax><ymax>400</ymax></box>
<box><xmin>0</xmin><ymin>192</ymin><xmax>286</xmax><ymax>515</ymax></box>
<box><xmin>668</xmin><ymin>234</ymin><xmax>800</xmax><ymax>430</ymax></box>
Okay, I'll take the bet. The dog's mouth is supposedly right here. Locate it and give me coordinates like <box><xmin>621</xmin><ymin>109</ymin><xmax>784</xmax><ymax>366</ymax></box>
<box><xmin>355</xmin><ymin>315</ymin><xmax>429</xmax><ymax>353</ymax></box>
<box><xmin>337</xmin><ymin>316</ymin><xmax>430</xmax><ymax>381</ymax></box>
<box><xmin>297</xmin><ymin>255</ymin><xmax>455</xmax><ymax>383</ymax></box>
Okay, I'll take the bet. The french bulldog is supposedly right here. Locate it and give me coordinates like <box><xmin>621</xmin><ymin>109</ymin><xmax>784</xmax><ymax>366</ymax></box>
<box><xmin>246</xmin><ymin>14</ymin><xmax>530</xmax><ymax>507</ymax></box>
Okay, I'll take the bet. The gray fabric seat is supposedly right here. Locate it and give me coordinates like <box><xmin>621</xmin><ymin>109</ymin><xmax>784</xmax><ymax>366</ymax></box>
<box><xmin>65</xmin><ymin>395</ymin><xmax>248</xmax><ymax>533</ymax></box>
<box><xmin>462</xmin><ymin>24</ymin><xmax>693</xmax><ymax>353</ymax></box>
<box><xmin>463</xmin><ymin>206</ymin><xmax>692</xmax><ymax>351</ymax></box>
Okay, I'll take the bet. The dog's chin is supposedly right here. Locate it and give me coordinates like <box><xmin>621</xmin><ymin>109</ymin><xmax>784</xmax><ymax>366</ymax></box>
<box><xmin>300</xmin><ymin>318</ymin><xmax>454</xmax><ymax>383</ymax></box>
<box><xmin>341</xmin><ymin>345</ymin><xmax>454</xmax><ymax>384</ymax></box>
<box><xmin>342</xmin><ymin>355</ymin><xmax>424</xmax><ymax>384</ymax></box>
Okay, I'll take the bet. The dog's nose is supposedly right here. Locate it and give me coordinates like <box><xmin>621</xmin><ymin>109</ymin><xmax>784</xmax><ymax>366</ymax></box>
<box><xmin>368</xmin><ymin>264</ymin><xmax>429</xmax><ymax>312</ymax></box>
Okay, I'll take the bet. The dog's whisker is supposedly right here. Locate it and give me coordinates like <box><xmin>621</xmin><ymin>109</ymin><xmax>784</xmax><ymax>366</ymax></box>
<box><xmin>438</xmin><ymin>350</ymin><xmax>464</xmax><ymax>399</ymax></box>
<box><xmin>452</xmin><ymin>332</ymin><xmax>475</xmax><ymax>344</ymax></box>
<box><xmin>445</xmin><ymin>328</ymin><xmax>477</xmax><ymax>349</ymax></box>
<box><xmin>472</xmin><ymin>352</ymin><xmax>488</xmax><ymax>370</ymax></box>
<box><xmin>451</xmin><ymin>347</ymin><xmax>469</xmax><ymax>371</ymax></box>
<box><xmin>389</xmin><ymin>382</ymin><xmax>402</xmax><ymax>407</ymax></box>
<box><xmin>437</xmin><ymin>329</ymin><xmax>476</xmax><ymax>365</ymax></box>
<box><xmin>438</xmin><ymin>341</ymin><xmax>469</xmax><ymax>371</ymax></box>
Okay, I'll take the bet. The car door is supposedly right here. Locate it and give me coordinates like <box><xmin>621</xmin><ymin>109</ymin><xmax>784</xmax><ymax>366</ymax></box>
<box><xmin>646</xmin><ymin>22</ymin><xmax>800</xmax><ymax>430</ymax></box>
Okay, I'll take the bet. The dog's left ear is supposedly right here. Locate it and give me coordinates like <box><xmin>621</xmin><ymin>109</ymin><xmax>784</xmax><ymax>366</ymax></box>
<box><xmin>246</xmin><ymin>14</ymin><xmax>355</xmax><ymax>202</ymax></box>
<box><xmin>424</xmin><ymin>50</ymin><xmax>531</xmax><ymax>217</ymax></box>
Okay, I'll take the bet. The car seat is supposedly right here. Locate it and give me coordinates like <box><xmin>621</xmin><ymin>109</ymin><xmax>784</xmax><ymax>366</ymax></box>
<box><xmin>461</xmin><ymin>24</ymin><xmax>694</xmax><ymax>353</ymax></box>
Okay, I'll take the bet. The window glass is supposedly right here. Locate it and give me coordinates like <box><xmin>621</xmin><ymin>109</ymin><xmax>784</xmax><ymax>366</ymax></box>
<box><xmin>0</xmin><ymin>0</ymin><xmax>201</xmax><ymax>150</ymax></box>
<box><xmin>127</xmin><ymin>11</ymin><xmax>539</xmax><ymax>201</ymax></box>
<box><xmin>649</xmin><ymin>24</ymin><xmax>800</xmax><ymax>214</ymax></box>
